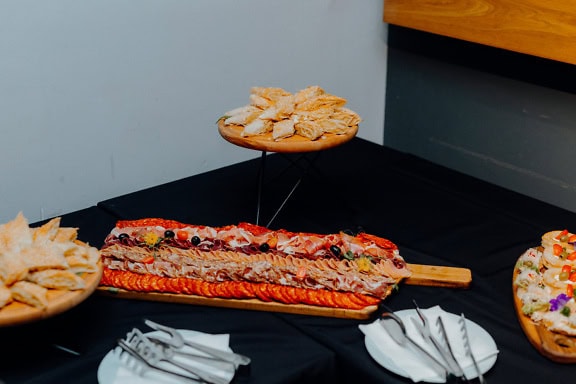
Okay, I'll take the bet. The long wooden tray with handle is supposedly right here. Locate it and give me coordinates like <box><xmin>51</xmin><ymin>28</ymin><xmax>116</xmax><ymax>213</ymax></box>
<box><xmin>405</xmin><ymin>263</ymin><xmax>471</xmax><ymax>288</ymax></box>
<box><xmin>97</xmin><ymin>263</ymin><xmax>471</xmax><ymax>320</ymax></box>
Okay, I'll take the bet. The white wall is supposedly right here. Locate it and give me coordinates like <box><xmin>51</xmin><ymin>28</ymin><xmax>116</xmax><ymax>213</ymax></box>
<box><xmin>0</xmin><ymin>0</ymin><xmax>388</xmax><ymax>223</ymax></box>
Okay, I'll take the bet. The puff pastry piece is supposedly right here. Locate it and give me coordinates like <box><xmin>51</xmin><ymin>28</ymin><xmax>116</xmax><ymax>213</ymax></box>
<box><xmin>331</xmin><ymin>107</ymin><xmax>362</xmax><ymax>127</ymax></box>
<box><xmin>259</xmin><ymin>95</ymin><xmax>295</xmax><ymax>121</ymax></box>
<box><xmin>250</xmin><ymin>86</ymin><xmax>291</xmax><ymax>102</ymax></box>
<box><xmin>32</xmin><ymin>217</ymin><xmax>61</xmax><ymax>244</ymax></box>
<box><xmin>294</xmin><ymin>85</ymin><xmax>325</xmax><ymax>105</ymax></box>
<box><xmin>224</xmin><ymin>105</ymin><xmax>261</xmax><ymax>126</ymax></box>
<box><xmin>242</xmin><ymin>118</ymin><xmax>273</xmax><ymax>137</ymax></box>
<box><xmin>0</xmin><ymin>212</ymin><xmax>33</xmax><ymax>253</ymax></box>
<box><xmin>27</xmin><ymin>269</ymin><xmax>86</xmax><ymax>290</ymax></box>
<box><xmin>0</xmin><ymin>283</ymin><xmax>12</xmax><ymax>308</ymax></box>
<box><xmin>295</xmin><ymin>120</ymin><xmax>324</xmax><ymax>140</ymax></box>
<box><xmin>20</xmin><ymin>245</ymin><xmax>69</xmax><ymax>271</ymax></box>
<box><xmin>10</xmin><ymin>281</ymin><xmax>48</xmax><ymax>309</ymax></box>
<box><xmin>293</xmin><ymin>107</ymin><xmax>334</xmax><ymax>121</ymax></box>
<box><xmin>0</xmin><ymin>253</ymin><xmax>28</xmax><ymax>286</ymax></box>
<box><xmin>272</xmin><ymin>119</ymin><xmax>295</xmax><ymax>141</ymax></box>
<box><xmin>317</xmin><ymin>118</ymin><xmax>350</xmax><ymax>135</ymax></box>
<box><xmin>296</xmin><ymin>94</ymin><xmax>347</xmax><ymax>112</ymax></box>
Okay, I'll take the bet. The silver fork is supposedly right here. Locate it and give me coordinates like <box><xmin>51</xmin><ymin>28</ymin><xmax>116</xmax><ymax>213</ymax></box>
<box><xmin>117</xmin><ymin>338</ymin><xmax>209</xmax><ymax>383</ymax></box>
<box><xmin>459</xmin><ymin>314</ymin><xmax>487</xmax><ymax>384</ymax></box>
<box><xmin>144</xmin><ymin>319</ymin><xmax>251</xmax><ymax>367</ymax></box>
<box><xmin>124</xmin><ymin>328</ymin><xmax>230</xmax><ymax>384</ymax></box>
<box><xmin>412</xmin><ymin>301</ymin><xmax>464</xmax><ymax>379</ymax></box>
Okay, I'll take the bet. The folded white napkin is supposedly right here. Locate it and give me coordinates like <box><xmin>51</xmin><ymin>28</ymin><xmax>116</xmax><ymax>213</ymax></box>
<box><xmin>109</xmin><ymin>330</ymin><xmax>236</xmax><ymax>384</ymax></box>
<box><xmin>359</xmin><ymin>306</ymin><xmax>499</xmax><ymax>383</ymax></box>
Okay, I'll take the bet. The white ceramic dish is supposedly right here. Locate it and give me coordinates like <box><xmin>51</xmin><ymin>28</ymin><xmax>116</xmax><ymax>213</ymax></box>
<box><xmin>97</xmin><ymin>329</ymin><xmax>231</xmax><ymax>384</ymax></box>
<box><xmin>364</xmin><ymin>309</ymin><xmax>498</xmax><ymax>383</ymax></box>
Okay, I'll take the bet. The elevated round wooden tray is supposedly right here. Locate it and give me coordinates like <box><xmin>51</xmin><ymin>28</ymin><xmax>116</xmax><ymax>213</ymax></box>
<box><xmin>218</xmin><ymin>119</ymin><xmax>358</xmax><ymax>153</ymax></box>
<box><xmin>513</xmin><ymin>247</ymin><xmax>576</xmax><ymax>363</ymax></box>
<box><xmin>0</xmin><ymin>262</ymin><xmax>103</xmax><ymax>327</ymax></box>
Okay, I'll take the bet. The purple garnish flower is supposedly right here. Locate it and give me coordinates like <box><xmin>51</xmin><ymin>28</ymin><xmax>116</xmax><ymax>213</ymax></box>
<box><xmin>550</xmin><ymin>293</ymin><xmax>571</xmax><ymax>311</ymax></box>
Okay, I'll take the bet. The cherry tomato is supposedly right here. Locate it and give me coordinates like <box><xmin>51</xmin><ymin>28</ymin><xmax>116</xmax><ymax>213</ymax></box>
<box><xmin>176</xmin><ymin>230</ymin><xmax>188</xmax><ymax>241</ymax></box>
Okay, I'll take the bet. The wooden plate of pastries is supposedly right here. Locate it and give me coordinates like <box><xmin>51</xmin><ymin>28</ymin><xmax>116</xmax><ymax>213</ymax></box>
<box><xmin>0</xmin><ymin>213</ymin><xmax>102</xmax><ymax>327</ymax></box>
<box><xmin>218</xmin><ymin>85</ymin><xmax>360</xmax><ymax>153</ymax></box>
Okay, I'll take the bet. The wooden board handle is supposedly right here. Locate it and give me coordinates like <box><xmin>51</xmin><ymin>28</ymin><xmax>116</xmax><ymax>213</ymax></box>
<box><xmin>405</xmin><ymin>264</ymin><xmax>472</xmax><ymax>288</ymax></box>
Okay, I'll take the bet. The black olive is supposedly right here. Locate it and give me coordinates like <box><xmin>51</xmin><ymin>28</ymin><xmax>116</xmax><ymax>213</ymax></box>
<box><xmin>118</xmin><ymin>233</ymin><xmax>129</xmax><ymax>241</ymax></box>
<box><xmin>341</xmin><ymin>229</ymin><xmax>355</xmax><ymax>236</ymax></box>
<box><xmin>191</xmin><ymin>236</ymin><xmax>201</xmax><ymax>246</ymax></box>
<box><xmin>330</xmin><ymin>245</ymin><xmax>341</xmax><ymax>257</ymax></box>
<box><xmin>259</xmin><ymin>243</ymin><xmax>270</xmax><ymax>252</ymax></box>
<box><xmin>164</xmin><ymin>230</ymin><xmax>175</xmax><ymax>238</ymax></box>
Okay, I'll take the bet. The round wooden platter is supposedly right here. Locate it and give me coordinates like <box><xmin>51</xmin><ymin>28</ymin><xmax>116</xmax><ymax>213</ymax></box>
<box><xmin>217</xmin><ymin>119</ymin><xmax>358</xmax><ymax>153</ymax></box>
<box><xmin>0</xmin><ymin>262</ymin><xmax>103</xmax><ymax>327</ymax></box>
<box><xmin>513</xmin><ymin>249</ymin><xmax>576</xmax><ymax>363</ymax></box>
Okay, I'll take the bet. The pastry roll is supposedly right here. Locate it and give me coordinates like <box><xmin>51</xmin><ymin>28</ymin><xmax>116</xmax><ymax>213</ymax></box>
<box><xmin>54</xmin><ymin>227</ymin><xmax>78</xmax><ymax>243</ymax></box>
<box><xmin>294</xmin><ymin>85</ymin><xmax>325</xmax><ymax>105</ymax></box>
<box><xmin>250</xmin><ymin>86</ymin><xmax>291</xmax><ymax>102</ymax></box>
<box><xmin>273</xmin><ymin>119</ymin><xmax>295</xmax><ymax>141</ymax></box>
<box><xmin>259</xmin><ymin>95</ymin><xmax>295</xmax><ymax>121</ymax></box>
<box><xmin>0</xmin><ymin>283</ymin><xmax>12</xmax><ymax>308</ymax></box>
<box><xmin>0</xmin><ymin>253</ymin><xmax>28</xmax><ymax>286</ymax></box>
<box><xmin>224</xmin><ymin>105</ymin><xmax>261</xmax><ymax>126</ymax></box>
<box><xmin>20</xmin><ymin>245</ymin><xmax>69</xmax><ymax>271</ymax></box>
<box><xmin>32</xmin><ymin>217</ymin><xmax>61</xmax><ymax>244</ymax></box>
<box><xmin>27</xmin><ymin>269</ymin><xmax>86</xmax><ymax>290</ymax></box>
<box><xmin>296</xmin><ymin>94</ymin><xmax>347</xmax><ymax>112</ymax></box>
<box><xmin>331</xmin><ymin>107</ymin><xmax>362</xmax><ymax>127</ymax></box>
<box><xmin>0</xmin><ymin>212</ymin><xmax>33</xmax><ymax>253</ymax></box>
<box><xmin>317</xmin><ymin>118</ymin><xmax>350</xmax><ymax>135</ymax></box>
<box><xmin>295</xmin><ymin>120</ymin><xmax>324</xmax><ymax>140</ymax></box>
<box><xmin>293</xmin><ymin>107</ymin><xmax>334</xmax><ymax>121</ymax></box>
<box><xmin>242</xmin><ymin>118</ymin><xmax>273</xmax><ymax>137</ymax></box>
<box><xmin>10</xmin><ymin>281</ymin><xmax>48</xmax><ymax>309</ymax></box>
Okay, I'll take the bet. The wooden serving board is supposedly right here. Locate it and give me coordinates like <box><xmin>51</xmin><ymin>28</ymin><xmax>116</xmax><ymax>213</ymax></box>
<box><xmin>513</xmin><ymin>248</ymin><xmax>576</xmax><ymax>363</ymax></box>
<box><xmin>217</xmin><ymin>120</ymin><xmax>358</xmax><ymax>153</ymax></box>
<box><xmin>96</xmin><ymin>264</ymin><xmax>470</xmax><ymax>320</ymax></box>
<box><xmin>405</xmin><ymin>263</ymin><xmax>471</xmax><ymax>288</ymax></box>
<box><xmin>97</xmin><ymin>287</ymin><xmax>378</xmax><ymax>320</ymax></box>
<box><xmin>0</xmin><ymin>262</ymin><xmax>103</xmax><ymax>327</ymax></box>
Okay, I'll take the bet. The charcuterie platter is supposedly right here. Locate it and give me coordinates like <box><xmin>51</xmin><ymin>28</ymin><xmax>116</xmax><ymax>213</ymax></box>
<box><xmin>513</xmin><ymin>230</ymin><xmax>576</xmax><ymax>362</ymax></box>
<box><xmin>96</xmin><ymin>218</ymin><xmax>471</xmax><ymax>319</ymax></box>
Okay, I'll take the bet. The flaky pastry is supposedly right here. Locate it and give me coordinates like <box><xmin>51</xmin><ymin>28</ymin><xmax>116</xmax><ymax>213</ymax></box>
<box><xmin>221</xmin><ymin>85</ymin><xmax>362</xmax><ymax>141</ymax></box>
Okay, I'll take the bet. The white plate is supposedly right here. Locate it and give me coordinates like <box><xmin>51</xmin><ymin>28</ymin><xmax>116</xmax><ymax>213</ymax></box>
<box><xmin>364</xmin><ymin>309</ymin><xmax>498</xmax><ymax>383</ymax></box>
<box><xmin>97</xmin><ymin>329</ymin><xmax>230</xmax><ymax>384</ymax></box>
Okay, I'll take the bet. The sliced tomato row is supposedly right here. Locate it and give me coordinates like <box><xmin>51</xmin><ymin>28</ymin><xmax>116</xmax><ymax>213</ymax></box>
<box><xmin>100</xmin><ymin>268</ymin><xmax>380</xmax><ymax>310</ymax></box>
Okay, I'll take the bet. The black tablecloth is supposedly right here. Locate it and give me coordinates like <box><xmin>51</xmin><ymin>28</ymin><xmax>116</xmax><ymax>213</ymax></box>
<box><xmin>3</xmin><ymin>137</ymin><xmax>576</xmax><ymax>383</ymax></box>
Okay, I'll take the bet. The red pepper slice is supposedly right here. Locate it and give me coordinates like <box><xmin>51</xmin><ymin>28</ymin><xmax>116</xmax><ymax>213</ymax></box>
<box><xmin>556</xmin><ymin>229</ymin><xmax>569</xmax><ymax>240</ymax></box>
<box><xmin>553</xmin><ymin>244</ymin><xmax>564</xmax><ymax>256</ymax></box>
<box><xmin>142</xmin><ymin>256</ymin><xmax>155</xmax><ymax>264</ymax></box>
<box><xmin>568</xmin><ymin>284</ymin><xmax>574</xmax><ymax>298</ymax></box>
